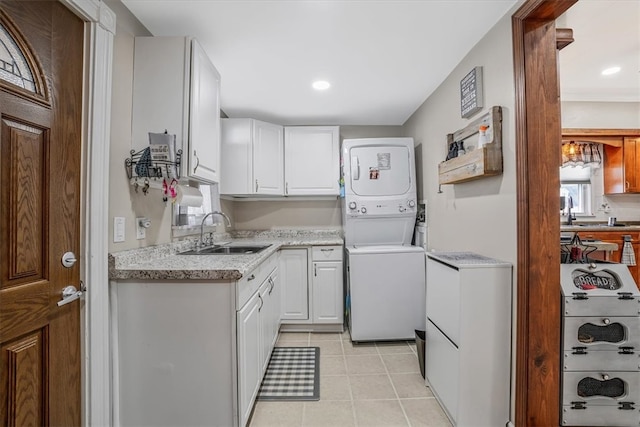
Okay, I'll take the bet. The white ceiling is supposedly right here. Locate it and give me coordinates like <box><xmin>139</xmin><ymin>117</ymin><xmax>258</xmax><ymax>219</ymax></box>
<box><xmin>558</xmin><ymin>0</ymin><xmax>640</xmax><ymax>103</ymax></box>
<box><xmin>121</xmin><ymin>0</ymin><xmax>639</xmax><ymax>126</ymax></box>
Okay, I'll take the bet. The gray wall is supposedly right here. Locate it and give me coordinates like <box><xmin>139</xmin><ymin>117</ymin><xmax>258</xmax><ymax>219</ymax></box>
<box><xmin>402</xmin><ymin>13</ymin><xmax>517</xmax><ymax>265</ymax></box>
<box><xmin>107</xmin><ymin>1</ymin><xmax>173</xmax><ymax>252</ymax></box>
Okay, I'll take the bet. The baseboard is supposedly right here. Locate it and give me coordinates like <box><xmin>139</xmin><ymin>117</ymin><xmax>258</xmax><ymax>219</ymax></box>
<box><xmin>279</xmin><ymin>324</ymin><xmax>344</xmax><ymax>333</ymax></box>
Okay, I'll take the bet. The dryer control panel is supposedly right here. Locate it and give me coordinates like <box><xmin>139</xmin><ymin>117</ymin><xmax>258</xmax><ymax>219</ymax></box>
<box><xmin>345</xmin><ymin>197</ymin><xmax>417</xmax><ymax>217</ymax></box>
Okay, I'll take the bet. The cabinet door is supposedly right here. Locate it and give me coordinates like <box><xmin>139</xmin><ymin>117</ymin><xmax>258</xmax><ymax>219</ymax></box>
<box><xmin>624</xmin><ymin>137</ymin><xmax>640</xmax><ymax>193</ymax></box>
<box><xmin>220</xmin><ymin>118</ymin><xmax>252</xmax><ymax>194</ymax></box>
<box><xmin>259</xmin><ymin>279</ymin><xmax>272</xmax><ymax>373</ymax></box>
<box><xmin>254</xmin><ymin>121</ymin><xmax>284</xmax><ymax>195</ymax></box>
<box><xmin>280</xmin><ymin>248</ymin><xmax>309</xmax><ymax>321</ymax></box>
<box><xmin>268</xmin><ymin>268</ymin><xmax>281</xmax><ymax>347</ymax></box>
<box><xmin>189</xmin><ymin>39</ymin><xmax>221</xmax><ymax>183</ymax></box>
<box><xmin>132</xmin><ymin>37</ymin><xmax>189</xmax><ymax>165</ymax></box>
<box><xmin>284</xmin><ymin>126</ymin><xmax>340</xmax><ymax>195</ymax></box>
<box><xmin>237</xmin><ymin>292</ymin><xmax>261</xmax><ymax>427</ymax></box>
<box><xmin>312</xmin><ymin>261</ymin><xmax>344</xmax><ymax>323</ymax></box>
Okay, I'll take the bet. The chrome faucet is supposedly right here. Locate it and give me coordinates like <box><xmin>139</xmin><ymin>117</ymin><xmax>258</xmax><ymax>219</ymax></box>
<box><xmin>199</xmin><ymin>211</ymin><xmax>231</xmax><ymax>249</ymax></box>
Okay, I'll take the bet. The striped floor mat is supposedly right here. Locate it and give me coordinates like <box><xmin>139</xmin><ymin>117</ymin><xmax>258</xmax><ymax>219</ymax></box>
<box><xmin>257</xmin><ymin>347</ymin><xmax>320</xmax><ymax>401</ymax></box>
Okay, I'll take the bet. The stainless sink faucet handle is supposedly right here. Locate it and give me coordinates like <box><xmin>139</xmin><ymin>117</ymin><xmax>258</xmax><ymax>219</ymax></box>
<box><xmin>199</xmin><ymin>211</ymin><xmax>232</xmax><ymax>249</ymax></box>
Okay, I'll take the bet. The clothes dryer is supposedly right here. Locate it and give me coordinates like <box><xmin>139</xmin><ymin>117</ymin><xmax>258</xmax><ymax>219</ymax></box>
<box><xmin>341</xmin><ymin>137</ymin><xmax>425</xmax><ymax>341</ymax></box>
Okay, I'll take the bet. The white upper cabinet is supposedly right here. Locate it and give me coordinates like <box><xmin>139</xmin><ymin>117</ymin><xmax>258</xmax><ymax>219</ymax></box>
<box><xmin>132</xmin><ymin>36</ymin><xmax>221</xmax><ymax>184</ymax></box>
<box><xmin>220</xmin><ymin>118</ymin><xmax>283</xmax><ymax>195</ymax></box>
<box><xmin>284</xmin><ymin>126</ymin><xmax>340</xmax><ymax>196</ymax></box>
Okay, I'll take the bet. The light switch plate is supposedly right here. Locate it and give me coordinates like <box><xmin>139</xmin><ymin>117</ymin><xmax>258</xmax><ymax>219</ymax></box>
<box><xmin>114</xmin><ymin>217</ymin><xmax>125</xmax><ymax>242</ymax></box>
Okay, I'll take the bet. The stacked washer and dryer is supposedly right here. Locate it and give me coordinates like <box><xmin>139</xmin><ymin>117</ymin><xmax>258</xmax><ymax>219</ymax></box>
<box><xmin>341</xmin><ymin>137</ymin><xmax>426</xmax><ymax>342</ymax></box>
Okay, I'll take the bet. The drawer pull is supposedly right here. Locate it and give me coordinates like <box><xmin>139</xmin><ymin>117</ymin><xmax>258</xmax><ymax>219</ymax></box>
<box><xmin>247</xmin><ymin>274</ymin><xmax>255</xmax><ymax>281</ymax></box>
<box><xmin>320</xmin><ymin>248</ymin><xmax>334</xmax><ymax>252</ymax></box>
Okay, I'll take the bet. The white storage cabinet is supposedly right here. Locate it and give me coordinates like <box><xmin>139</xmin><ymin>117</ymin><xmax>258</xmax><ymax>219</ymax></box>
<box><xmin>221</xmin><ymin>118</ymin><xmax>284</xmax><ymax>195</ymax></box>
<box><xmin>113</xmin><ymin>252</ymin><xmax>280</xmax><ymax>427</ymax></box>
<box><xmin>425</xmin><ymin>252</ymin><xmax>512</xmax><ymax>427</ymax></box>
<box><xmin>311</xmin><ymin>246</ymin><xmax>344</xmax><ymax>323</ymax></box>
<box><xmin>279</xmin><ymin>248</ymin><xmax>309</xmax><ymax>321</ymax></box>
<box><xmin>280</xmin><ymin>245</ymin><xmax>344</xmax><ymax>330</ymax></box>
<box><xmin>237</xmin><ymin>264</ymin><xmax>279</xmax><ymax>426</ymax></box>
<box><xmin>284</xmin><ymin>126</ymin><xmax>340</xmax><ymax>196</ymax></box>
<box><xmin>132</xmin><ymin>36</ymin><xmax>221</xmax><ymax>183</ymax></box>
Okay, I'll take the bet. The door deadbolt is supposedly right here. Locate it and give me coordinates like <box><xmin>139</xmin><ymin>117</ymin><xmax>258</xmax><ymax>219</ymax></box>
<box><xmin>61</xmin><ymin>251</ymin><xmax>77</xmax><ymax>268</ymax></box>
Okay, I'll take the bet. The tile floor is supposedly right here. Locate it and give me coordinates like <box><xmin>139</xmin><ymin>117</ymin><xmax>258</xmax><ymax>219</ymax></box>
<box><xmin>248</xmin><ymin>331</ymin><xmax>453</xmax><ymax>427</ymax></box>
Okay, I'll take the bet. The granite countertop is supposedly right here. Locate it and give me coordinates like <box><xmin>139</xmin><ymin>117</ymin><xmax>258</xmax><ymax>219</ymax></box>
<box><xmin>561</xmin><ymin>222</ymin><xmax>640</xmax><ymax>232</ymax></box>
<box><xmin>109</xmin><ymin>229</ymin><xmax>343</xmax><ymax>281</ymax></box>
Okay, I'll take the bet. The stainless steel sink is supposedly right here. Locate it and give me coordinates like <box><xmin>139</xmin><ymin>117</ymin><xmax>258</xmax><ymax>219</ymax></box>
<box><xmin>179</xmin><ymin>244</ymin><xmax>271</xmax><ymax>255</ymax></box>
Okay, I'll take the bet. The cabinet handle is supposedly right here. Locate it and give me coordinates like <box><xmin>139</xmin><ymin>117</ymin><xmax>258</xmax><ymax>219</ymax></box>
<box><xmin>625</xmin><ymin>181</ymin><xmax>630</xmax><ymax>190</ymax></box>
<box><xmin>255</xmin><ymin>179</ymin><xmax>259</xmax><ymax>192</ymax></box>
<box><xmin>320</xmin><ymin>248</ymin><xmax>334</xmax><ymax>252</ymax></box>
<box><xmin>314</xmin><ymin>264</ymin><xmax>317</xmax><ymax>277</ymax></box>
<box><xmin>193</xmin><ymin>150</ymin><xmax>200</xmax><ymax>174</ymax></box>
<box><xmin>268</xmin><ymin>277</ymin><xmax>274</xmax><ymax>294</ymax></box>
<box><xmin>285</xmin><ymin>182</ymin><xmax>288</xmax><ymax>195</ymax></box>
<box><xmin>247</xmin><ymin>274</ymin><xmax>255</xmax><ymax>281</ymax></box>
<box><xmin>258</xmin><ymin>295</ymin><xmax>263</xmax><ymax>312</ymax></box>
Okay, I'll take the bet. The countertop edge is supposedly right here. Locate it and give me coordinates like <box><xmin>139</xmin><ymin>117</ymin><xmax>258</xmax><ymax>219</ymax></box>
<box><xmin>109</xmin><ymin>235</ymin><xmax>344</xmax><ymax>281</ymax></box>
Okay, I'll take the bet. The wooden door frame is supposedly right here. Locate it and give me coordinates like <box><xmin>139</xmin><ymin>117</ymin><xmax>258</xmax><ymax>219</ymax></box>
<box><xmin>56</xmin><ymin>1</ymin><xmax>115</xmax><ymax>425</ymax></box>
<box><xmin>512</xmin><ymin>0</ymin><xmax>577</xmax><ymax>425</ymax></box>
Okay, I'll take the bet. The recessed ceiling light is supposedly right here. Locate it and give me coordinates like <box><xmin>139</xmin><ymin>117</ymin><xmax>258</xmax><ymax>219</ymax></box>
<box><xmin>601</xmin><ymin>66</ymin><xmax>621</xmax><ymax>76</ymax></box>
<box><xmin>312</xmin><ymin>80</ymin><xmax>330</xmax><ymax>90</ymax></box>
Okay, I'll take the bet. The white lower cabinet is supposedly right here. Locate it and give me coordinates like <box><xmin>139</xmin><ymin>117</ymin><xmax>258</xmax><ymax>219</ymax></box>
<box><xmin>280</xmin><ymin>248</ymin><xmax>309</xmax><ymax>321</ymax></box>
<box><xmin>113</xmin><ymin>252</ymin><xmax>280</xmax><ymax>427</ymax></box>
<box><xmin>237</xmin><ymin>290</ymin><xmax>262</xmax><ymax>426</ymax></box>
<box><xmin>280</xmin><ymin>246</ymin><xmax>344</xmax><ymax>330</ymax></box>
<box><xmin>312</xmin><ymin>247</ymin><xmax>343</xmax><ymax>324</ymax></box>
<box><xmin>237</xmin><ymin>266</ymin><xmax>280</xmax><ymax>427</ymax></box>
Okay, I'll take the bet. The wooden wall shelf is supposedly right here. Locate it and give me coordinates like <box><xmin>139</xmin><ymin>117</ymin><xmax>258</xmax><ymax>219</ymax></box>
<box><xmin>438</xmin><ymin>106</ymin><xmax>503</xmax><ymax>185</ymax></box>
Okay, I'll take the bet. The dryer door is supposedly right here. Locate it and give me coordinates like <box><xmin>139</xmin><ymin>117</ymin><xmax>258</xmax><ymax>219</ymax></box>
<box><xmin>348</xmin><ymin>145</ymin><xmax>412</xmax><ymax>197</ymax></box>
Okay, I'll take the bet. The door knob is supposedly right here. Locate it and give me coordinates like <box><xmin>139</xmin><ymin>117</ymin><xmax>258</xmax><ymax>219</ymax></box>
<box><xmin>57</xmin><ymin>285</ymin><xmax>83</xmax><ymax>306</ymax></box>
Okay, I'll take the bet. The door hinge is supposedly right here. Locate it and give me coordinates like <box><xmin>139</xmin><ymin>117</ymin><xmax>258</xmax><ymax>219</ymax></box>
<box><xmin>572</xmin><ymin>347</ymin><xmax>588</xmax><ymax>355</ymax></box>
<box><xmin>618</xmin><ymin>402</ymin><xmax>635</xmax><ymax>410</ymax></box>
<box><xmin>617</xmin><ymin>292</ymin><xmax>633</xmax><ymax>300</ymax></box>
<box><xmin>570</xmin><ymin>401</ymin><xmax>587</xmax><ymax>410</ymax></box>
<box><xmin>572</xmin><ymin>292</ymin><xmax>588</xmax><ymax>300</ymax></box>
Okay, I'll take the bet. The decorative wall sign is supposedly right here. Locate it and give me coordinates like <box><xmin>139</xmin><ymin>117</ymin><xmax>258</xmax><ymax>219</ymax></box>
<box><xmin>460</xmin><ymin>66</ymin><xmax>483</xmax><ymax>119</ymax></box>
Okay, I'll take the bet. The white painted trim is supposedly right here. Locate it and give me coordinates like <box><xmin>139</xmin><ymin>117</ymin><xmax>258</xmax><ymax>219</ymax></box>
<box><xmin>60</xmin><ymin>0</ymin><xmax>115</xmax><ymax>426</ymax></box>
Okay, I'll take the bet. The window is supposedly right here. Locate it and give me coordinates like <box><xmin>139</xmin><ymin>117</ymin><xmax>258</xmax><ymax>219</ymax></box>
<box><xmin>560</xmin><ymin>166</ymin><xmax>592</xmax><ymax>215</ymax></box>
<box><xmin>0</xmin><ymin>23</ymin><xmax>36</xmax><ymax>92</ymax></box>
<box><xmin>173</xmin><ymin>183</ymin><xmax>222</xmax><ymax>231</ymax></box>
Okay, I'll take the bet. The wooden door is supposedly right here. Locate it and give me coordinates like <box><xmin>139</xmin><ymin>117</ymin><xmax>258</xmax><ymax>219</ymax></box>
<box><xmin>0</xmin><ymin>2</ymin><xmax>83</xmax><ymax>425</ymax></box>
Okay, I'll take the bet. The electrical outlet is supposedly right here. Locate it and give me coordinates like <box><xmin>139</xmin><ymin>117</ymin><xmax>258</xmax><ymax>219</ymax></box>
<box><xmin>114</xmin><ymin>217</ymin><xmax>125</xmax><ymax>242</ymax></box>
<box><xmin>136</xmin><ymin>217</ymin><xmax>146</xmax><ymax>240</ymax></box>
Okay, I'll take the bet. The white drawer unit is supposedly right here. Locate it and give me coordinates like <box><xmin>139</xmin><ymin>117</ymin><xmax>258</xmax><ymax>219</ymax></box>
<box><xmin>425</xmin><ymin>252</ymin><xmax>512</xmax><ymax>427</ymax></box>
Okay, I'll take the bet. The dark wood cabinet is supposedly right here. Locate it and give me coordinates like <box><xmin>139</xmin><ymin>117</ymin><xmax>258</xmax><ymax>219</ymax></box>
<box><xmin>575</xmin><ymin>230</ymin><xmax>640</xmax><ymax>287</ymax></box>
<box><xmin>604</xmin><ymin>137</ymin><xmax>640</xmax><ymax>194</ymax></box>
